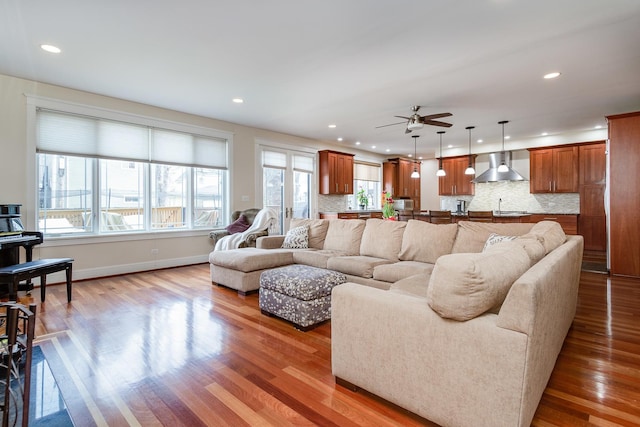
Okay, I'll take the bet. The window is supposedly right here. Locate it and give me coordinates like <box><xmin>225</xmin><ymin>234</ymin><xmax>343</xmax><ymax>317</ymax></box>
<box><xmin>349</xmin><ymin>162</ymin><xmax>381</xmax><ymax>210</ymax></box>
<box><xmin>35</xmin><ymin>108</ymin><xmax>229</xmax><ymax>236</ymax></box>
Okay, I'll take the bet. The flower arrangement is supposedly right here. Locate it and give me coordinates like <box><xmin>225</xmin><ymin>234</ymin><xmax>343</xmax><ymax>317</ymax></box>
<box><xmin>357</xmin><ymin>187</ymin><xmax>368</xmax><ymax>209</ymax></box>
<box><xmin>382</xmin><ymin>191</ymin><xmax>396</xmax><ymax>220</ymax></box>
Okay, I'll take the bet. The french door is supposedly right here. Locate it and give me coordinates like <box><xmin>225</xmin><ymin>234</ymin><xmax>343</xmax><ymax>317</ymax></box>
<box><xmin>260</xmin><ymin>146</ymin><xmax>314</xmax><ymax>234</ymax></box>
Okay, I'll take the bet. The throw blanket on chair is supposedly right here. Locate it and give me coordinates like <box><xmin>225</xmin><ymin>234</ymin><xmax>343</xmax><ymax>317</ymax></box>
<box><xmin>215</xmin><ymin>208</ymin><xmax>278</xmax><ymax>251</ymax></box>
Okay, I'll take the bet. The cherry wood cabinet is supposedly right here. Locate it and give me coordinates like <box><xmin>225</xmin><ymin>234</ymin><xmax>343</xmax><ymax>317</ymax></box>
<box><xmin>529</xmin><ymin>146</ymin><xmax>579</xmax><ymax>193</ymax></box>
<box><xmin>607</xmin><ymin>111</ymin><xmax>640</xmax><ymax>277</ymax></box>
<box><xmin>319</xmin><ymin>150</ymin><xmax>354</xmax><ymax>195</ymax></box>
<box><xmin>383</xmin><ymin>158</ymin><xmax>421</xmax><ymax>210</ymax></box>
<box><xmin>578</xmin><ymin>142</ymin><xmax>607</xmax><ymax>251</ymax></box>
<box><xmin>528</xmin><ymin>214</ymin><xmax>578</xmax><ymax>235</ymax></box>
<box><xmin>438</xmin><ymin>155</ymin><xmax>475</xmax><ymax>196</ymax></box>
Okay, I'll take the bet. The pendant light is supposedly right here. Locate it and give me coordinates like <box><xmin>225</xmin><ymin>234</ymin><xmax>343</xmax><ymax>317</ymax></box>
<box><xmin>497</xmin><ymin>120</ymin><xmax>510</xmax><ymax>173</ymax></box>
<box><xmin>411</xmin><ymin>135</ymin><xmax>420</xmax><ymax>178</ymax></box>
<box><xmin>464</xmin><ymin>126</ymin><xmax>476</xmax><ymax>175</ymax></box>
<box><xmin>436</xmin><ymin>131</ymin><xmax>446</xmax><ymax>177</ymax></box>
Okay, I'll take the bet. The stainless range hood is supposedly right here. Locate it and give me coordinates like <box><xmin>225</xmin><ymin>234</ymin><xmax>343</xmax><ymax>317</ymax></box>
<box><xmin>472</xmin><ymin>151</ymin><xmax>526</xmax><ymax>183</ymax></box>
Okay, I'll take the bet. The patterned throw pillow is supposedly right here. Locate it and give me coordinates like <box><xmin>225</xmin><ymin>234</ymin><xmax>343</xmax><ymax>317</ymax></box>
<box><xmin>482</xmin><ymin>233</ymin><xmax>517</xmax><ymax>252</ymax></box>
<box><xmin>281</xmin><ymin>225</ymin><xmax>309</xmax><ymax>249</ymax></box>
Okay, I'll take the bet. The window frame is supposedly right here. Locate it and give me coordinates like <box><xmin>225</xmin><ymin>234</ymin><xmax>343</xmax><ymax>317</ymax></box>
<box><xmin>26</xmin><ymin>96</ymin><xmax>233</xmax><ymax>242</ymax></box>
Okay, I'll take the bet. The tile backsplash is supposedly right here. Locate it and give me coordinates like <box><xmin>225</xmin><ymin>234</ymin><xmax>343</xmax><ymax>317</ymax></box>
<box><xmin>440</xmin><ymin>181</ymin><xmax>580</xmax><ymax>214</ymax></box>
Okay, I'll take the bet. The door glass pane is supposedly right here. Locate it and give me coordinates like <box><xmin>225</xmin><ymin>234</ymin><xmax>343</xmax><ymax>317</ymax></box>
<box><xmin>37</xmin><ymin>153</ymin><xmax>92</xmax><ymax>234</ymax></box>
<box><xmin>194</xmin><ymin>168</ymin><xmax>224</xmax><ymax>227</ymax></box>
<box><xmin>263</xmin><ymin>167</ymin><xmax>284</xmax><ymax>234</ymax></box>
<box><xmin>100</xmin><ymin>159</ymin><xmax>145</xmax><ymax>232</ymax></box>
<box><xmin>293</xmin><ymin>171</ymin><xmax>310</xmax><ymax>218</ymax></box>
<box><xmin>151</xmin><ymin>164</ymin><xmax>187</xmax><ymax>229</ymax></box>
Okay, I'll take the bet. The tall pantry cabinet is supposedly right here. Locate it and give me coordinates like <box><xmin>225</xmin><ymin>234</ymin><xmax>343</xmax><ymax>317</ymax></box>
<box><xmin>607</xmin><ymin>111</ymin><xmax>640</xmax><ymax>278</ymax></box>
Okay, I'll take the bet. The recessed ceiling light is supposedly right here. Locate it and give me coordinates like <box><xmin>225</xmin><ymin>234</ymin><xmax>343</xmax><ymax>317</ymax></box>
<box><xmin>505</xmin><ymin>135</ymin><xmax>511</xmax><ymax>140</ymax></box>
<box><xmin>385</xmin><ymin>148</ymin><xmax>390</xmax><ymax>152</ymax></box>
<box><xmin>337</xmin><ymin>137</ymin><xmax>343</xmax><ymax>142</ymax></box>
<box><xmin>371</xmin><ymin>145</ymin><xmax>376</xmax><ymax>149</ymax></box>
<box><xmin>594</xmin><ymin>125</ymin><xmax>602</xmax><ymax>129</ymax></box>
<box><xmin>40</xmin><ymin>44</ymin><xmax>61</xmax><ymax>54</ymax></box>
<box><xmin>541</xmin><ymin>132</ymin><xmax>548</xmax><ymax>136</ymax></box>
<box><xmin>408</xmin><ymin>154</ymin><xmax>413</xmax><ymax>158</ymax></box>
<box><xmin>543</xmin><ymin>72</ymin><xmax>561</xmax><ymax>79</ymax></box>
<box><xmin>328</xmin><ymin>124</ymin><xmax>337</xmax><ymax>128</ymax></box>
<box><xmin>477</xmin><ymin>139</ymin><xmax>483</xmax><ymax>143</ymax></box>
<box><xmin>355</xmin><ymin>141</ymin><xmax>361</xmax><ymax>145</ymax></box>
<box><xmin>418</xmin><ymin>156</ymin><xmax>423</xmax><ymax>160</ymax></box>
<box><xmin>447</xmin><ymin>144</ymin><xmax>453</xmax><ymax>149</ymax></box>
<box><xmin>232</xmin><ymin>98</ymin><xmax>244</xmax><ymax>104</ymax></box>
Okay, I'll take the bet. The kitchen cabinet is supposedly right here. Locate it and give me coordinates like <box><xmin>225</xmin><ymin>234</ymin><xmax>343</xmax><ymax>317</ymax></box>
<box><xmin>319</xmin><ymin>150</ymin><xmax>354</xmax><ymax>195</ymax></box>
<box><xmin>438</xmin><ymin>156</ymin><xmax>475</xmax><ymax>196</ymax></box>
<box><xmin>319</xmin><ymin>211</ymin><xmax>383</xmax><ymax>220</ymax></box>
<box><xmin>529</xmin><ymin>146</ymin><xmax>579</xmax><ymax>193</ymax></box>
<box><xmin>579</xmin><ymin>142</ymin><xmax>607</xmax><ymax>251</ymax></box>
<box><xmin>528</xmin><ymin>214</ymin><xmax>578</xmax><ymax>235</ymax></box>
<box><xmin>383</xmin><ymin>158</ymin><xmax>421</xmax><ymax>210</ymax></box>
<box><xmin>607</xmin><ymin>111</ymin><xmax>640</xmax><ymax>277</ymax></box>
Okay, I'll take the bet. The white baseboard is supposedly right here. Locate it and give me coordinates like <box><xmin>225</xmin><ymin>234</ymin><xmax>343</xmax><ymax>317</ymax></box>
<box><xmin>34</xmin><ymin>255</ymin><xmax>209</xmax><ymax>285</ymax></box>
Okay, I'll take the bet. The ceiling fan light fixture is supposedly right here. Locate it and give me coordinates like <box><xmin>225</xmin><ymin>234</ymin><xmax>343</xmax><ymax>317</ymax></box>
<box><xmin>436</xmin><ymin>131</ymin><xmax>446</xmax><ymax>177</ymax></box>
<box><xmin>407</xmin><ymin>117</ymin><xmax>423</xmax><ymax>130</ymax></box>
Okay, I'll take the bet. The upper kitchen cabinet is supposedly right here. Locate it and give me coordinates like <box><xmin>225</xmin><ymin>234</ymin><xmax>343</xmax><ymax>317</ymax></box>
<box><xmin>438</xmin><ymin>155</ymin><xmax>475</xmax><ymax>196</ymax></box>
<box><xmin>528</xmin><ymin>146</ymin><xmax>579</xmax><ymax>193</ymax></box>
<box><xmin>608</xmin><ymin>111</ymin><xmax>640</xmax><ymax>278</ymax></box>
<box><xmin>384</xmin><ymin>158</ymin><xmax>421</xmax><ymax>210</ymax></box>
<box><xmin>319</xmin><ymin>150</ymin><xmax>354</xmax><ymax>195</ymax></box>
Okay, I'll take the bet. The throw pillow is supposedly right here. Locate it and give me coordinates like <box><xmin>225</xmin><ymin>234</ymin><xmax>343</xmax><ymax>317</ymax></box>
<box><xmin>482</xmin><ymin>233</ymin><xmax>517</xmax><ymax>252</ymax></box>
<box><xmin>225</xmin><ymin>214</ymin><xmax>250</xmax><ymax>234</ymax></box>
<box><xmin>281</xmin><ymin>225</ymin><xmax>309</xmax><ymax>249</ymax></box>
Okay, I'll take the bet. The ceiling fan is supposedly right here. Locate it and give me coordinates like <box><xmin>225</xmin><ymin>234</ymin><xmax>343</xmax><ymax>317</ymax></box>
<box><xmin>376</xmin><ymin>106</ymin><xmax>453</xmax><ymax>134</ymax></box>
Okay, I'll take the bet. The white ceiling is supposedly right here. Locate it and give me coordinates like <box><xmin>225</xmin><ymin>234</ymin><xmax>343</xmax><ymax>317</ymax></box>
<box><xmin>2</xmin><ymin>0</ymin><xmax>640</xmax><ymax>158</ymax></box>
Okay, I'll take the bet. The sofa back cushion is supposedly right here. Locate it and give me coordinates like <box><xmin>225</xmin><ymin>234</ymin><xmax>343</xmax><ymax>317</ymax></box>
<box><xmin>451</xmin><ymin>221</ymin><xmax>534</xmax><ymax>253</ymax></box>
<box><xmin>399</xmin><ymin>220</ymin><xmax>458</xmax><ymax>263</ymax></box>
<box><xmin>323</xmin><ymin>219</ymin><xmax>366</xmax><ymax>255</ymax></box>
<box><xmin>290</xmin><ymin>218</ymin><xmax>330</xmax><ymax>249</ymax></box>
<box><xmin>359</xmin><ymin>219</ymin><xmax>407</xmax><ymax>261</ymax></box>
<box><xmin>521</xmin><ymin>220</ymin><xmax>567</xmax><ymax>254</ymax></box>
<box><xmin>427</xmin><ymin>241</ymin><xmax>532</xmax><ymax>321</ymax></box>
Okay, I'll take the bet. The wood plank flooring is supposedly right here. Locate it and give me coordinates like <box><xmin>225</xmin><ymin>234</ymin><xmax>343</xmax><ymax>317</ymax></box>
<box><xmin>19</xmin><ymin>263</ymin><xmax>640</xmax><ymax>426</ymax></box>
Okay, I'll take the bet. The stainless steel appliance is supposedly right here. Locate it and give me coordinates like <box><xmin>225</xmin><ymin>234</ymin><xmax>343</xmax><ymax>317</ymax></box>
<box><xmin>392</xmin><ymin>199</ymin><xmax>414</xmax><ymax>211</ymax></box>
<box><xmin>456</xmin><ymin>200</ymin><xmax>466</xmax><ymax>214</ymax></box>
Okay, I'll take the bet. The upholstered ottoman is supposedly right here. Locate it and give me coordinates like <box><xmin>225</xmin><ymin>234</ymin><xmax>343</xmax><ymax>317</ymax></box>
<box><xmin>259</xmin><ymin>264</ymin><xmax>347</xmax><ymax>331</ymax></box>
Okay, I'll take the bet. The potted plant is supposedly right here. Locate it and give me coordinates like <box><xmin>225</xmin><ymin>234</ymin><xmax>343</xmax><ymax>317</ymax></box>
<box><xmin>382</xmin><ymin>191</ymin><xmax>396</xmax><ymax>220</ymax></box>
<box><xmin>357</xmin><ymin>187</ymin><xmax>368</xmax><ymax>210</ymax></box>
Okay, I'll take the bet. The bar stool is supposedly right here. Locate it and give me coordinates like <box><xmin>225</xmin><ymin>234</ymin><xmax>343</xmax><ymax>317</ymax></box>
<box><xmin>467</xmin><ymin>211</ymin><xmax>494</xmax><ymax>222</ymax></box>
<box><xmin>429</xmin><ymin>210</ymin><xmax>452</xmax><ymax>224</ymax></box>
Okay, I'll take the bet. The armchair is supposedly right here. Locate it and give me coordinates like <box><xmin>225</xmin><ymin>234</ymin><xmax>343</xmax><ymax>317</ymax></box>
<box><xmin>209</xmin><ymin>208</ymin><xmax>269</xmax><ymax>249</ymax></box>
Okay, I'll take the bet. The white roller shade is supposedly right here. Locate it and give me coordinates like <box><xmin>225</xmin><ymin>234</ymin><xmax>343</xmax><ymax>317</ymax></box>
<box><xmin>293</xmin><ymin>155</ymin><xmax>314</xmax><ymax>172</ymax></box>
<box><xmin>354</xmin><ymin>162</ymin><xmax>380</xmax><ymax>181</ymax></box>
<box><xmin>263</xmin><ymin>150</ymin><xmax>287</xmax><ymax>169</ymax></box>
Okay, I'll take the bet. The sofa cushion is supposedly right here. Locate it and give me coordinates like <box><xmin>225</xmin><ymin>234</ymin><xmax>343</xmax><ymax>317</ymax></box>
<box><xmin>290</xmin><ymin>218</ymin><xmax>329</xmax><ymax>249</ymax></box>
<box><xmin>399</xmin><ymin>220</ymin><xmax>458</xmax><ymax>263</ymax></box>
<box><xmin>426</xmin><ymin>242</ymin><xmax>532</xmax><ymax>321</ymax></box>
<box><xmin>359</xmin><ymin>219</ymin><xmax>407</xmax><ymax>261</ymax></box>
<box><xmin>512</xmin><ymin>236</ymin><xmax>546</xmax><ymax>264</ymax></box>
<box><xmin>521</xmin><ymin>220</ymin><xmax>567</xmax><ymax>254</ymax></box>
<box><xmin>372</xmin><ymin>260</ymin><xmax>435</xmax><ymax>283</ymax></box>
<box><xmin>281</xmin><ymin>225</ymin><xmax>309</xmax><ymax>249</ymax></box>
<box><xmin>451</xmin><ymin>221</ymin><xmax>534</xmax><ymax>253</ymax></box>
<box><xmin>389</xmin><ymin>273</ymin><xmax>431</xmax><ymax>298</ymax></box>
<box><xmin>323</xmin><ymin>219</ymin><xmax>366</xmax><ymax>255</ymax></box>
<box><xmin>209</xmin><ymin>248</ymin><xmax>294</xmax><ymax>273</ymax></box>
<box><xmin>292</xmin><ymin>249</ymin><xmax>345</xmax><ymax>269</ymax></box>
<box><xmin>327</xmin><ymin>255</ymin><xmax>394</xmax><ymax>279</ymax></box>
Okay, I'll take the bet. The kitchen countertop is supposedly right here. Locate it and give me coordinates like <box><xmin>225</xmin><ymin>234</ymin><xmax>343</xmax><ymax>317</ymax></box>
<box><xmin>416</xmin><ymin>211</ymin><xmax>579</xmax><ymax>217</ymax></box>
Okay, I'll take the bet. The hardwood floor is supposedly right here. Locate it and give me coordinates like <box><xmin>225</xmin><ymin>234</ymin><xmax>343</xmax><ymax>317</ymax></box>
<box><xmin>20</xmin><ymin>264</ymin><xmax>640</xmax><ymax>426</ymax></box>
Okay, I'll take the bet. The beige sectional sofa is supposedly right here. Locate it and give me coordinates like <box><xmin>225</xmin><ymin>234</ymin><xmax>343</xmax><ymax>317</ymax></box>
<box><xmin>208</xmin><ymin>217</ymin><xmax>584</xmax><ymax>426</ymax></box>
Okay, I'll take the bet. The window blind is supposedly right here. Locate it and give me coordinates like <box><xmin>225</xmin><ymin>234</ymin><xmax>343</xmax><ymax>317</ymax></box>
<box><xmin>36</xmin><ymin>109</ymin><xmax>228</xmax><ymax>169</ymax></box>
<box><xmin>354</xmin><ymin>162</ymin><xmax>380</xmax><ymax>181</ymax></box>
<box><xmin>262</xmin><ymin>150</ymin><xmax>287</xmax><ymax>169</ymax></box>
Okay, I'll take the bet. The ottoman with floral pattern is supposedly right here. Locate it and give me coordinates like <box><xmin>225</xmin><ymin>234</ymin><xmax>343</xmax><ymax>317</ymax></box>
<box><xmin>259</xmin><ymin>264</ymin><xmax>347</xmax><ymax>331</ymax></box>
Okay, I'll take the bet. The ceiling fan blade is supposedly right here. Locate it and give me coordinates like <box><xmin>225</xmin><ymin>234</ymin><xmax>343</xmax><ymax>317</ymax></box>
<box><xmin>423</xmin><ymin>119</ymin><xmax>453</xmax><ymax>128</ymax></box>
<box><xmin>394</xmin><ymin>115</ymin><xmax>411</xmax><ymax>120</ymax></box>
<box><xmin>375</xmin><ymin>121</ymin><xmax>406</xmax><ymax>129</ymax></box>
<box><xmin>421</xmin><ymin>112</ymin><xmax>452</xmax><ymax>120</ymax></box>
